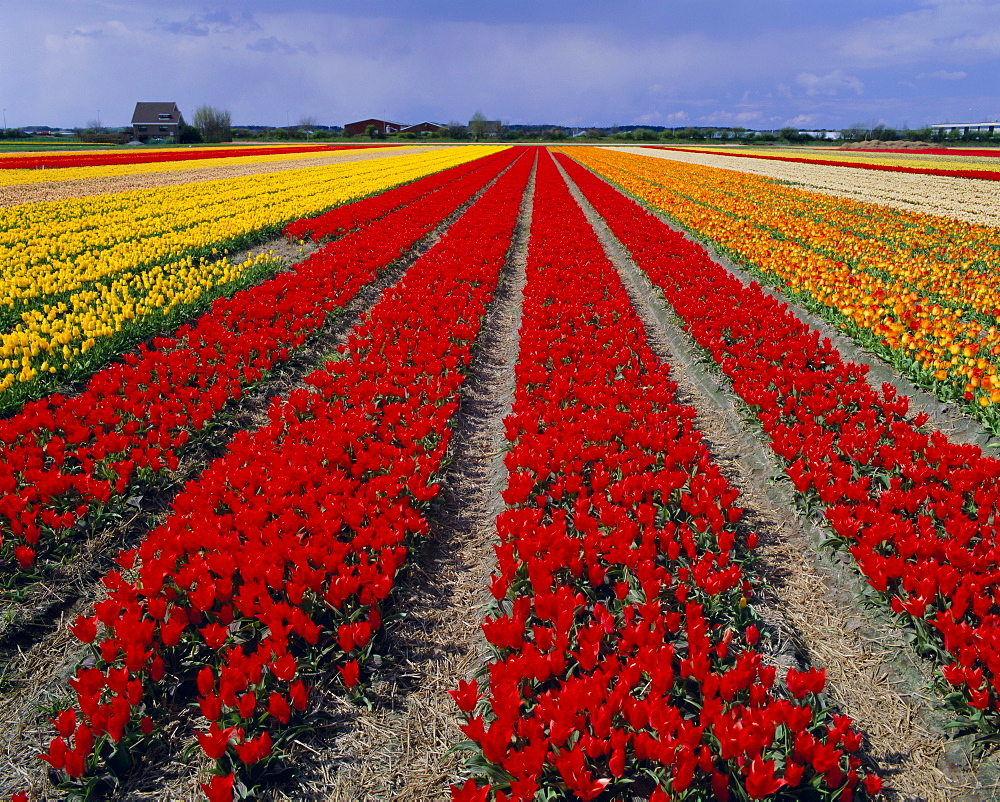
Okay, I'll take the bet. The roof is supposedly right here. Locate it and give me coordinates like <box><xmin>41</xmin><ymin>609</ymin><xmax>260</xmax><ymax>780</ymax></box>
<box><xmin>132</xmin><ymin>102</ymin><xmax>181</xmax><ymax>125</ymax></box>
<box><xmin>930</xmin><ymin>121</ymin><xmax>998</xmax><ymax>128</ymax></box>
<box><xmin>345</xmin><ymin>118</ymin><xmax>407</xmax><ymax>127</ymax></box>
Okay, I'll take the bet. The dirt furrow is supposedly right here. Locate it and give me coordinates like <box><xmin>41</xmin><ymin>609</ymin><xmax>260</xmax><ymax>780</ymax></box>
<box><xmin>0</xmin><ymin>159</ymin><xmax>521</xmax><ymax>802</ymax></box>
<box><xmin>555</xmin><ymin>154</ymin><xmax>990</xmax><ymax>800</ymax></box>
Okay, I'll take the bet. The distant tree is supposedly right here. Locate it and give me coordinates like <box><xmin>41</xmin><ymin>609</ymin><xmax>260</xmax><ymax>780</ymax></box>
<box><xmin>632</xmin><ymin>127</ymin><xmax>656</xmax><ymax>141</ymax></box>
<box><xmin>547</xmin><ymin>127</ymin><xmax>568</xmax><ymax>140</ymax></box>
<box><xmin>871</xmin><ymin>124</ymin><xmax>898</xmax><ymax>141</ymax></box>
<box><xmin>193</xmin><ymin>106</ymin><xmax>232</xmax><ymax>143</ymax></box>
<box><xmin>840</xmin><ymin>124</ymin><xmax>867</xmax><ymax>141</ymax></box>
<box><xmin>447</xmin><ymin>121</ymin><xmax>468</xmax><ymax>140</ymax></box>
<box><xmin>469</xmin><ymin>111</ymin><xmax>488</xmax><ymax>141</ymax></box>
<box><xmin>178</xmin><ymin>124</ymin><xmax>203</xmax><ymax>144</ymax></box>
<box><xmin>298</xmin><ymin>115</ymin><xmax>318</xmax><ymax>128</ymax></box>
<box><xmin>779</xmin><ymin>127</ymin><xmax>800</xmax><ymax>142</ymax></box>
<box><xmin>365</xmin><ymin>124</ymin><xmax>384</xmax><ymax>140</ymax></box>
<box><xmin>585</xmin><ymin>128</ymin><xmax>605</xmax><ymax>140</ymax></box>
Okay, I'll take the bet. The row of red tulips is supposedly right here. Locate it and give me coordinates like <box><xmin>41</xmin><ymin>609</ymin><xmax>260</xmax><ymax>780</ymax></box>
<box><xmin>34</xmin><ymin>148</ymin><xmax>533</xmax><ymax>799</ymax></box>
<box><xmin>847</xmin><ymin>147</ymin><xmax>1000</xmax><ymax>157</ymax></box>
<box><xmin>452</xmin><ymin>151</ymin><xmax>877</xmax><ymax>800</ymax></box>
<box><xmin>558</xmin><ymin>151</ymin><xmax>1000</xmax><ymax>731</ymax></box>
<box><xmin>647</xmin><ymin>146</ymin><xmax>1000</xmax><ymax>182</ymax></box>
<box><xmin>0</xmin><ymin>144</ymin><xmax>372</xmax><ymax>171</ymax></box>
<box><xmin>0</xmin><ymin>148</ymin><xmax>520</xmax><ymax>578</ymax></box>
<box><xmin>281</xmin><ymin>149</ymin><xmax>513</xmax><ymax>243</ymax></box>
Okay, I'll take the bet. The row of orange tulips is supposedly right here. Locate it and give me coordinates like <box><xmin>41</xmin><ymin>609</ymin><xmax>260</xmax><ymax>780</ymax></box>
<box><xmin>564</xmin><ymin>147</ymin><xmax>1000</xmax><ymax>425</ymax></box>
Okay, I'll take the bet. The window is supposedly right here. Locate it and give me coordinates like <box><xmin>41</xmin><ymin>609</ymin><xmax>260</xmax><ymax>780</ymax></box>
<box><xmin>138</xmin><ymin>125</ymin><xmax>148</xmax><ymax>132</ymax></box>
<box><xmin>158</xmin><ymin>114</ymin><xmax>172</xmax><ymax>120</ymax></box>
<box><xmin>159</xmin><ymin>126</ymin><xmax>170</xmax><ymax>132</ymax></box>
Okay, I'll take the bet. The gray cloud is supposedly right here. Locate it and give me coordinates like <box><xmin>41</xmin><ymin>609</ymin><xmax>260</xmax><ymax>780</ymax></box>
<box><xmin>247</xmin><ymin>36</ymin><xmax>296</xmax><ymax>54</ymax></box>
<box><xmin>796</xmin><ymin>70</ymin><xmax>864</xmax><ymax>96</ymax></box>
<box><xmin>839</xmin><ymin>0</ymin><xmax>1000</xmax><ymax>65</ymax></box>
<box><xmin>155</xmin><ymin>9</ymin><xmax>261</xmax><ymax>37</ymax></box>
<box><xmin>917</xmin><ymin>70</ymin><xmax>967</xmax><ymax>80</ymax></box>
<box><xmin>69</xmin><ymin>27</ymin><xmax>104</xmax><ymax>38</ymax></box>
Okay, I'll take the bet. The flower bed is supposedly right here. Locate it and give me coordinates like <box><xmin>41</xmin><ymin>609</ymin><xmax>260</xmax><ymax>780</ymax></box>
<box><xmin>0</xmin><ymin>144</ymin><xmax>369</xmax><ymax>171</ymax></box>
<box><xmin>564</xmin><ymin>146</ymin><xmax>1000</xmax><ymax>427</ymax></box>
<box><xmin>34</xmin><ymin>148</ymin><xmax>533</xmax><ymax>800</ymax></box>
<box><xmin>646</xmin><ymin>146</ymin><xmax>1000</xmax><ymax>182</ymax></box>
<box><xmin>0</xmin><ymin>148</ymin><xmax>521</xmax><ymax>577</ymax></box>
<box><xmin>558</xmin><ymin>150</ymin><xmax>1000</xmax><ymax>738</ymax></box>
<box><xmin>451</xmin><ymin>150</ymin><xmax>876</xmax><ymax>800</ymax></box>
<box><xmin>0</xmin><ymin>147</ymin><xmax>502</xmax><ymax>406</ymax></box>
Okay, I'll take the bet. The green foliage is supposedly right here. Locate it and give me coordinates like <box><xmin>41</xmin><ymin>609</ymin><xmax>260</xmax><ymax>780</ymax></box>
<box><xmin>193</xmin><ymin>106</ymin><xmax>232</xmax><ymax>143</ymax></box>
<box><xmin>178</xmin><ymin>125</ymin><xmax>203</xmax><ymax>144</ymax></box>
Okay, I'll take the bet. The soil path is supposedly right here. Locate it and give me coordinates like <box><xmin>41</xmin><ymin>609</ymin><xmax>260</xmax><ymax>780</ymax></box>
<box><xmin>279</xmin><ymin>152</ymin><xmax>536</xmax><ymax>802</ymax></box>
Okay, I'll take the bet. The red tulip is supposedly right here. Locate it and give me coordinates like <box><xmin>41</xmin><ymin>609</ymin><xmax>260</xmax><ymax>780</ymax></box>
<box><xmin>199</xmin><ymin>772</ymin><xmax>235</xmax><ymax>802</ymax></box>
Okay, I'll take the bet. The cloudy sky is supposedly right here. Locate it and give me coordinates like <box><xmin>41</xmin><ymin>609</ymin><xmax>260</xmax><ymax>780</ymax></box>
<box><xmin>2</xmin><ymin>0</ymin><xmax>999</xmax><ymax>130</ymax></box>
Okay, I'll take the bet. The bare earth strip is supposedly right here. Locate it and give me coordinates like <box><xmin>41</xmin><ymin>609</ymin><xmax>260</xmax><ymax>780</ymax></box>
<box><xmin>608</xmin><ymin>146</ymin><xmax>1000</xmax><ymax>229</ymax></box>
<box><xmin>286</xmin><ymin>154</ymin><xmax>535</xmax><ymax>802</ymax></box>
<box><xmin>0</xmin><ymin>146</ymin><xmax>437</xmax><ymax>207</ymax></box>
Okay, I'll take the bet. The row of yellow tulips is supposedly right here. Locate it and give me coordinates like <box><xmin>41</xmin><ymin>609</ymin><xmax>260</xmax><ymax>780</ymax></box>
<box><xmin>0</xmin><ymin>251</ymin><xmax>277</xmax><ymax>394</ymax></box>
<box><xmin>564</xmin><ymin>146</ymin><xmax>1000</xmax><ymax>414</ymax></box>
<box><xmin>0</xmin><ymin>144</ymin><xmax>400</xmax><ymax>187</ymax></box>
<box><xmin>0</xmin><ymin>146</ymin><xmax>505</xmax><ymax>406</ymax></box>
<box><xmin>0</xmin><ymin>147</ymin><xmax>487</xmax><ymax>310</ymax></box>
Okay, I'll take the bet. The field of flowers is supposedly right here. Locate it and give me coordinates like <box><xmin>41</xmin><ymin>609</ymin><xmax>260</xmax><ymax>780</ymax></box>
<box><xmin>3</xmin><ymin>141</ymin><xmax>1000</xmax><ymax>801</ymax></box>
<box><xmin>0</xmin><ymin>144</ymin><xmax>371</xmax><ymax>171</ymax></box>
<box><xmin>0</xmin><ymin>145</ymin><xmax>407</xmax><ymax>187</ymax></box>
<box><xmin>564</xmin><ymin>146</ymin><xmax>1000</xmax><ymax>430</ymax></box>
<box><xmin>647</xmin><ymin>145</ymin><xmax>1000</xmax><ymax>182</ymax></box>
<box><xmin>0</xmin><ymin>145</ymin><xmax>499</xmax><ymax>408</ymax></box>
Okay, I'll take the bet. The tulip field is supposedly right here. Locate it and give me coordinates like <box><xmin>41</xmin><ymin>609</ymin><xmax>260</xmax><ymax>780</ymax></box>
<box><xmin>644</xmin><ymin>144</ymin><xmax>1000</xmax><ymax>182</ymax></box>
<box><xmin>3</xmin><ymin>141</ymin><xmax>1000</xmax><ymax>800</ymax></box>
